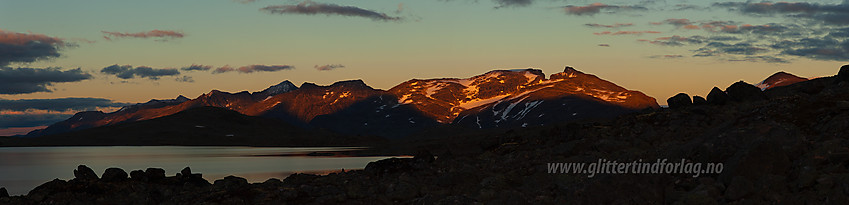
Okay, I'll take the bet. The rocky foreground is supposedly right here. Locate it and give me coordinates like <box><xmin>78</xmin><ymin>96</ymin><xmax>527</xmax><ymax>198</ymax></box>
<box><xmin>2</xmin><ymin>66</ymin><xmax>849</xmax><ymax>204</ymax></box>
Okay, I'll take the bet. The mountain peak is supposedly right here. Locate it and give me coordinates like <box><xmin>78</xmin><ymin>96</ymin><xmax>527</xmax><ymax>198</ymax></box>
<box><xmin>252</xmin><ymin>80</ymin><xmax>298</xmax><ymax>100</ymax></box>
<box><xmin>563</xmin><ymin>66</ymin><xmax>583</xmax><ymax>74</ymax></box>
<box><xmin>330</xmin><ymin>79</ymin><xmax>369</xmax><ymax>88</ymax></box>
<box><xmin>550</xmin><ymin>66</ymin><xmax>587</xmax><ymax>80</ymax></box>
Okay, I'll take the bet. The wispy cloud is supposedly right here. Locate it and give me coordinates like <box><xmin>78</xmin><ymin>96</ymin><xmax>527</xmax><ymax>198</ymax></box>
<box><xmin>0</xmin><ymin>67</ymin><xmax>91</xmax><ymax>94</ymax></box>
<box><xmin>315</xmin><ymin>64</ymin><xmax>345</xmax><ymax>71</ymax></box>
<box><xmin>715</xmin><ymin>2</ymin><xmax>849</xmax><ymax>25</ymax></box>
<box><xmin>649</xmin><ymin>54</ymin><xmax>685</xmax><ymax>59</ymax></box>
<box><xmin>100</xmin><ymin>65</ymin><xmax>181</xmax><ymax>80</ymax></box>
<box><xmin>0</xmin><ymin>97</ymin><xmax>129</xmax><ymax>112</ymax></box>
<box><xmin>594</xmin><ymin>31</ymin><xmax>661</xmax><ymax>35</ymax></box>
<box><xmin>638</xmin><ymin>35</ymin><xmax>739</xmax><ymax>47</ymax></box>
<box><xmin>697</xmin><ymin>42</ymin><xmax>770</xmax><ymax>56</ymax></box>
<box><xmin>776</xmin><ymin>37</ymin><xmax>849</xmax><ymax>61</ymax></box>
<box><xmin>102</xmin><ymin>29</ymin><xmax>184</xmax><ymax>41</ymax></box>
<box><xmin>563</xmin><ymin>3</ymin><xmax>647</xmax><ymax>16</ymax></box>
<box><xmin>180</xmin><ymin>64</ymin><xmax>213</xmax><ymax>71</ymax></box>
<box><xmin>493</xmin><ymin>0</ymin><xmax>533</xmax><ymax>8</ymax></box>
<box><xmin>0</xmin><ymin>113</ymin><xmax>72</xmax><ymax>129</ymax></box>
<box><xmin>212</xmin><ymin>65</ymin><xmax>294</xmax><ymax>74</ymax></box>
<box><xmin>261</xmin><ymin>1</ymin><xmax>401</xmax><ymax>21</ymax></box>
<box><xmin>585</xmin><ymin>23</ymin><xmax>633</xmax><ymax>28</ymax></box>
<box><xmin>176</xmin><ymin>76</ymin><xmax>194</xmax><ymax>83</ymax></box>
<box><xmin>0</xmin><ymin>29</ymin><xmax>69</xmax><ymax>66</ymax></box>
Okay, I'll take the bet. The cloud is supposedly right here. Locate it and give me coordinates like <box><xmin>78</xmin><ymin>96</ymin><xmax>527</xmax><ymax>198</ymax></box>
<box><xmin>694</xmin><ymin>2</ymin><xmax>849</xmax><ymax>61</ymax></box>
<box><xmin>0</xmin><ymin>113</ymin><xmax>71</xmax><ymax>129</ymax></box>
<box><xmin>584</xmin><ymin>23</ymin><xmax>633</xmax><ymax>28</ymax></box>
<box><xmin>261</xmin><ymin>1</ymin><xmax>401</xmax><ymax>21</ymax></box>
<box><xmin>638</xmin><ymin>35</ymin><xmax>740</xmax><ymax>46</ymax></box>
<box><xmin>715</xmin><ymin>2</ymin><xmax>849</xmax><ymax>25</ymax></box>
<box><xmin>315</xmin><ymin>64</ymin><xmax>345</xmax><ymax>71</ymax></box>
<box><xmin>598</xmin><ymin>44</ymin><xmax>610</xmax><ymax>47</ymax></box>
<box><xmin>0</xmin><ymin>67</ymin><xmax>92</xmax><ymax>94</ymax></box>
<box><xmin>212</xmin><ymin>64</ymin><xmax>294</xmax><ymax>74</ymax></box>
<box><xmin>562</xmin><ymin>3</ymin><xmax>647</xmax><ymax>16</ymax></box>
<box><xmin>776</xmin><ymin>37</ymin><xmax>849</xmax><ymax>61</ymax></box>
<box><xmin>661</xmin><ymin>18</ymin><xmax>692</xmax><ymax>26</ymax></box>
<box><xmin>0</xmin><ymin>29</ymin><xmax>69</xmax><ymax>66</ymax></box>
<box><xmin>731</xmin><ymin>56</ymin><xmax>790</xmax><ymax>63</ymax></box>
<box><xmin>594</xmin><ymin>31</ymin><xmax>661</xmax><ymax>35</ymax></box>
<box><xmin>649</xmin><ymin>54</ymin><xmax>685</xmax><ymax>59</ymax></box>
<box><xmin>699</xmin><ymin>42</ymin><xmax>770</xmax><ymax>56</ymax></box>
<box><xmin>0</xmin><ymin>97</ymin><xmax>129</xmax><ymax>112</ymax></box>
<box><xmin>180</xmin><ymin>64</ymin><xmax>213</xmax><ymax>71</ymax></box>
<box><xmin>100</xmin><ymin>64</ymin><xmax>180</xmax><ymax>80</ymax></box>
<box><xmin>176</xmin><ymin>76</ymin><xmax>194</xmax><ymax>82</ymax></box>
<box><xmin>102</xmin><ymin>29</ymin><xmax>185</xmax><ymax>40</ymax></box>
<box><xmin>493</xmin><ymin>0</ymin><xmax>533</xmax><ymax>8</ymax></box>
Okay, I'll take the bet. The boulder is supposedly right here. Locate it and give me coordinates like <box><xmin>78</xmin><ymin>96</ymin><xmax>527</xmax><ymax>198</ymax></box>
<box><xmin>0</xmin><ymin>187</ymin><xmax>8</xmax><ymax>198</ymax></box>
<box><xmin>129</xmin><ymin>170</ymin><xmax>147</xmax><ymax>181</ymax></box>
<box><xmin>666</xmin><ymin>93</ymin><xmax>692</xmax><ymax>109</ymax></box>
<box><xmin>706</xmin><ymin>87</ymin><xmax>729</xmax><ymax>105</ymax></box>
<box><xmin>213</xmin><ymin>176</ymin><xmax>248</xmax><ymax>190</ymax></box>
<box><xmin>101</xmin><ymin>167</ymin><xmax>128</xmax><ymax>182</ymax></box>
<box><xmin>145</xmin><ymin>168</ymin><xmax>166</xmax><ymax>180</ymax></box>
<box><xmin>725</xmin><ymin>81</ymin><xmax>766</xmax><ymax>102</ymax></box>
<box><xmin>181</xmin><ymin>167</ymin><xmax>192</xmax><ymax>176</ymax></box>
<box><xmin>692</xmin><ymin>96</ymin><xmax>707</xmax><ymax>105</ymax></box>
<box><xmin>73</xmin><ymin>165</ymin><xmax>98</xmax><ymax>180</ymax></box>
<box><xmin>838</xmin><ymin>64</ymin><xmax>849</xmax><ymax>83</ymax></box>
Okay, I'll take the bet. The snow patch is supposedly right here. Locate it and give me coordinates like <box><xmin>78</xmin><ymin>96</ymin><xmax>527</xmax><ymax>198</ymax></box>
<box><xmin>458</xmin><ymin>94</ymin><xmax>511</xmax><ymax>109</ymax></box>
<box><xmin>398</xmin><ymin>94</ymin><xmax>414</xmax><ymax>104</ymax></box>
<box><xmin>338</xmin><ymin>91</ymin><xmax>351</xmax><ymax>98</ymax></box>
<box><xmin>515</xmin><ymin>100</ymin><xmax>543</xmax><ymax>120</ymax></box>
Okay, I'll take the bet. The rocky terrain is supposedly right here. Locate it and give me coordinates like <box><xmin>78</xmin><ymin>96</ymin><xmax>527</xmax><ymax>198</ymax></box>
<box><xmin>2</xmin><ymin>65</ymin><xmax>848</xmax><ymax>204</ymax></box>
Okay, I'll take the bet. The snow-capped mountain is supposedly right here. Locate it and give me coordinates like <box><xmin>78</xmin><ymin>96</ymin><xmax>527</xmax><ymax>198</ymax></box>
<box><xmin>251</xmin><ymin>80</ymin><xmax>298</xmax><ymax>101</ymax></box>
<box><xmin>28</xmin><ymin>67</ymin><xmax>659</xmax><ymax>138</ymax></box>
<box><xmin>755</xmin><ymin>71</ymin><xmax>808</xmax><ymax>91</ymax></box>
<box><xmin>390</xmin><ymin>67</ymin><xmax>658</xmax><ymax>128</ymax></box>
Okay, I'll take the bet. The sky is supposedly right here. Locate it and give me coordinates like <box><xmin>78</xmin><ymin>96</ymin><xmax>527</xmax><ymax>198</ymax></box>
<box><xmin>1</xmin><ymin>0</ymin><xmax>848</xmax><ymax>135</ymax></box>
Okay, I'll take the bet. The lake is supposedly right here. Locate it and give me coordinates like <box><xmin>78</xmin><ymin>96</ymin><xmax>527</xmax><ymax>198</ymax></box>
<box><xmin>0</xmin><ymin>146</ymin><xmax>396</xmax><ymax>196</ymax></box>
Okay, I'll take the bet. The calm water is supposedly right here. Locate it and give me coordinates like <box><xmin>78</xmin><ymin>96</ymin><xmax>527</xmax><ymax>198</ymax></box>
<box><xmin>0</xmin><ymin>146</ymin><xmax>395</xmax><ymax>196</ymax></box>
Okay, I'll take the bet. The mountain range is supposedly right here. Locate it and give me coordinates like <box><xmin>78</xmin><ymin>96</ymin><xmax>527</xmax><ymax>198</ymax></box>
<box><xmin>16</xmin><ymin>67</ymin><xmax>807</xmax><ymax>143</ymax></box>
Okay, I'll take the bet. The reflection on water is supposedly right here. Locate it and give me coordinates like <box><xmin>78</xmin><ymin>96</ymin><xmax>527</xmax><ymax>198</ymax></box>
<box><xmin>0</xmin><ymin>146</ymin><xmax>392</xmax><ymax>196</ymax></box>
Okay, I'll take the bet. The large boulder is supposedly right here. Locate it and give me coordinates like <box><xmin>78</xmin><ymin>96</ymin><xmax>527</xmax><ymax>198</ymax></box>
<box><xmin>213</xmin><ymin>176</ymin><xmax>248</xmax><ymax>190</ymax></box>
<box><xmin>129</xmin><ymin>170</ymin><xmax>147</xmax><ymax>181</ymax></box>
<box><xmin>145</xmin><ymin>168</ymin><xmax>166</xmax><ymax>180</ymax></box>
<box><xmin>838</xmin><ymin>64</ymin><xmax>849</xmax><ymax>83</ymax></box>
<box><xmin>706</xmin><ymin>87</ymin><xmax>730</xmax><ymax>105</ymax></box>
<box><xmin>181</xmin><ymin>167</ymin><xmax>192</xmax><ymax>176</ymax></box>
<box><xmin>725</xmin><ymin>81</ymin><xmax>766</xmax><ymax>102</ymax></box>
<box><xmin>0</xmin><ymin>187</ymin><xmax>8</xmax><ymax>198</ymax></box>
<box><xmin>666</xmin><ymin>93</ymin><xmax>693</xmax><ymax>109</ymax></box>
<box><xmin>101</xmin><ymin>168</ymin><xmax>128</xmax><ymax>182</ymax></box>
<box><xmin>73</xmin><ymin>165</ymin><xmax>98</xmax><ymax>181</ymax></box>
